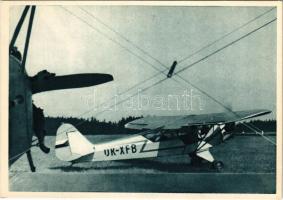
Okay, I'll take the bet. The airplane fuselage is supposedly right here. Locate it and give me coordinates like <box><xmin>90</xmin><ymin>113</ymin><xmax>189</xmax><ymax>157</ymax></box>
<box><xmin>59</xmin><ymin>129</ymin><xmax>212</xmax><ymax>164</ymax></box>
<box><xmin>89</xmin><ymin>134</ymin><xmax>193</xmax><ymax>162</ymax></box>
<box><xmin>55</xmin><ymin>123</ymin><xmax>227</xmax><ymax>164</ymax></box>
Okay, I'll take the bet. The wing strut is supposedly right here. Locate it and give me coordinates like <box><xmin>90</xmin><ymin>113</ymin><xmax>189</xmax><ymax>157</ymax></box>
<box><xmin>9</xmin><ymin>6</ymin><xmax>30</xmax><ymax>50</ymax></box>
<box><xmin>9</xmin><ymin>5</ymin><xmax>36</xmax><ymax>71</ymax></box>
<box><xmin>21</xmin><ymin>6</ymin><xmax>36</xmax><ymax>70</ymax></box>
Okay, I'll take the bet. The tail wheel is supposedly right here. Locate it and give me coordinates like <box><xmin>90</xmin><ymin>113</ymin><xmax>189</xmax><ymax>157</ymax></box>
<box><xmin>212</xmin><ymin>160</ymin><xmax>224</xmax><ymax>171</ymax></box>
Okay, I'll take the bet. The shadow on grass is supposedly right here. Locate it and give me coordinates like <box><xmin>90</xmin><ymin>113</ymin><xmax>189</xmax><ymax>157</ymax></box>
<box><xmin>49</xmin><ymin>159</ymin><xmax>216</xmax><ymax>173</ymax></box>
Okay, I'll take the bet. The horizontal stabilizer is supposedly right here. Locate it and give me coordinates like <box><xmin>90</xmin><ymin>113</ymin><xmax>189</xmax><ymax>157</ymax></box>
<box><xmin>31</xmin><ymin>73</ymin><xmax>113</xmax><ymax>94</ymax></box>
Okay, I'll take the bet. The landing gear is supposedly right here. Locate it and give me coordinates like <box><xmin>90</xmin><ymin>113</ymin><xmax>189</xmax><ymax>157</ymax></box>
<box><xmin>39</xmin><ymin>142</ymin><xmax>50</xmax><ymax>154</ymax></box>
<box><xmin>69</xmin><ymin>161</ymin><xmax>76</xmax><ymax>167</ymax></box>
<box><xmin>189</xmin><ymin>152</ymin><xmax>224</xmax><ymax>172</ymax></box>
<box><xmin>212</xmin><ymin>160</ymin><xmax>224</xmax><ymax>171</ymax></box>
<box><xmin>26</xmin><ymin>150</ymin><xmax>36</xmax><ymax>172</ymax></box>
<box><xmin>189</xmin><ymin>154</ymin><xmax>203</xmax><ymax>166</ymax></box>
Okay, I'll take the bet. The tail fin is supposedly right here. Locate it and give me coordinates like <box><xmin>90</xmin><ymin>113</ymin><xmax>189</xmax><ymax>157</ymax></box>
<box><xmin>55</xmin><ymin>123</ymin><xmax>94</xmax><ymax>162</ymax></box>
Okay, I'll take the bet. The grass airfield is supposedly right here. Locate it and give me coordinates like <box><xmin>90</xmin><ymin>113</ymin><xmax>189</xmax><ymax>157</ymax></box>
<box><xmin>9</xmin><ymin>133</ymin><xmax>276</xmax><ymax>193</ymax></box>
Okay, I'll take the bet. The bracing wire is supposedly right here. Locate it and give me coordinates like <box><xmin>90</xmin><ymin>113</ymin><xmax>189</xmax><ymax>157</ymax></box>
<box><xmin>159</xmin><ymin>18</ymin><xmax>277</xmax><ymax>145</ymax></box>
<box><xmin>176</xmin><ymin>18</ymin><xmax>277</xmax><ymax>75</ymax></box>
<box><xmin>78</xmin><ymin>6</ymin><xmax>276</xmax><ymax>95</ymax></box>
<box><xmin>77</xmin><ymin>16</ymin><xmax>276</xmax><ymax>123</ymax></box>
<box><xmin>58</xmin><ymin>77</ymin><xmax>167</xmax><ymax>131</ymax></box>
<box><xmin>59</xmin><ymin>6</ymin><xmax>185</xmax><ymax>96</ymax></box>
<box><xmin>9</xmin><ymin>138</ymin><xmax>39</xmax><ymax>162</ymax></box>
<box><xmin>104</xmin><ymin>16</ymin><xmax>277</xmax><ymax>146</ymax></box>
<box><xmin>62</xmin><ymin>6</ymin><xmax>276</xmax><ymax>114</ymax></box>
<box><xmin>60</xmin><ymin>6</ymin><xmax>181</xmax><ymax>85</ymax></box>
<box><xmin>238</xmin><ymin>122</ymin><xmax>276</xmax><ymax>145</ymax></box>
<box><xmin>178</xmin><ymin>7</ymin><xmax>276</xmax><ymax>64</ymax></box>
<box><xmin>79</xmin><ymin>6</ymin><xmax>168</xmax><ymax>70</ymax></box>
<box><xmin>10</xmin><ymin>7</ymin><xmax>276</xmax><ymax>162</ymax></box>
<box><xmin>57</xmin><ymin>6</ymin><xmax>276</xmax><ymax>145</ymax></box>
<box><xmin>58</xmin><ymin>6</ymin><xmax>184</xmax><ymax>117</ymax></box>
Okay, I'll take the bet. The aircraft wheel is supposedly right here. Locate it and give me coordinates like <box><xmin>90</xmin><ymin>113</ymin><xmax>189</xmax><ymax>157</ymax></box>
<box><xmin>212</xmin><ymin>161</ymin><xmax>224</xmax><ymax>171</ymax></box>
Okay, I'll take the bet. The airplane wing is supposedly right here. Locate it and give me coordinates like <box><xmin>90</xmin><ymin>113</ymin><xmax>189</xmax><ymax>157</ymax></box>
<box><xmin>31</xmin><ymin>72</ymin><xmax>113</xmax><ymax>94</ymax></box>
<box><xmin>125</xmin><ymin>109</ymin><xmax>271</xmax><ymax>130</ymax></box>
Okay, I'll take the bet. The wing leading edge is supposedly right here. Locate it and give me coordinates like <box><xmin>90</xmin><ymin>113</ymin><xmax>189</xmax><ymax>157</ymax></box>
<box><xmin>125</xmin><ymin>109</ymin><xmax>271</xmax><ymax>130</ymax></box>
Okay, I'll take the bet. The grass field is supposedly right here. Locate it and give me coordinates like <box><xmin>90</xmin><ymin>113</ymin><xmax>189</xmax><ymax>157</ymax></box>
<box><xmin>10</xmin><ymin>133</ymin><xmax>276</xmax><ymax>174</ymax></box>
<box><xmin>9</xmin><ymin>133</ymin><xmax>276</xmax><ymax>192</ymax></box>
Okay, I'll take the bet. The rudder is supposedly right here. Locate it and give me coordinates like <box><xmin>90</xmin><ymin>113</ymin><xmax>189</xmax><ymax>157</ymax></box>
<box><xmin>55</xmin><ymin>123</ymin><xmax>94</xmax><ymax>162</ymax></box>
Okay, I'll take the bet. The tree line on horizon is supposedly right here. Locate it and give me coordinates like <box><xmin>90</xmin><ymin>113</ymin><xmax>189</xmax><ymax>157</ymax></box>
<box><xmin>44</xmin><ymin>116</ymin><xmax>276</xmax><ymax>135</ymax></box>
<box><xmin>45</xmin><ymin>116</ymin><xmax>142</xmax><ymax>135</ymax></box>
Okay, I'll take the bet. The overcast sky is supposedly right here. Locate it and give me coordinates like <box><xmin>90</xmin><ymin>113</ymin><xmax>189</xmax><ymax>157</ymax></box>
<box><xmin>10</xmin><ymin>5</ymin><xmax>277</xmax><ymax>121</ymax></box>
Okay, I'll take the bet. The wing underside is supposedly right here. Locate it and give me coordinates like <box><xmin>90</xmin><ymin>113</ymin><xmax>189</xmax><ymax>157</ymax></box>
<box><xmin>125</xmin><ymin>109</ymin><xmax>271</xmax><ymax>130</ymax></box>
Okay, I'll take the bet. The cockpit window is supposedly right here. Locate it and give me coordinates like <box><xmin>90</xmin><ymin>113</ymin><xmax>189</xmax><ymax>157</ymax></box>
<box><xmin>143</xmin><ymin>132</ymin><xmax>179</xmax><ymax>142</ymax></box>
<box><xmin>143</xmin><ymin>132</ymin><xmax>162</xmax><ymax>142</ymax></box>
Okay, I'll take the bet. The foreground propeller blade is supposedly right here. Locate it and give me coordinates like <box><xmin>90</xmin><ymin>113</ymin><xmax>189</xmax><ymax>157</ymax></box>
<box><xmin>31</xmin><ymin>73</ymin><xmax>113</xmax><ymax>94</ymax></box>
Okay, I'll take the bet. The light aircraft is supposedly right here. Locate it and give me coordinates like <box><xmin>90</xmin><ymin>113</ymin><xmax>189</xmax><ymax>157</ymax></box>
<box><xmin>55</xmin><ymin>109</ymin><xmax>271</xmax><ymax>170</ymax></box>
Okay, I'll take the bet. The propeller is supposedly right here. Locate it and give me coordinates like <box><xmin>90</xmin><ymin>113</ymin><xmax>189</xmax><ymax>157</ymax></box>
<box><xmin>30</xmin><ymin>71</ymin><xmax>114</xmax><ymax>94</ymax></box>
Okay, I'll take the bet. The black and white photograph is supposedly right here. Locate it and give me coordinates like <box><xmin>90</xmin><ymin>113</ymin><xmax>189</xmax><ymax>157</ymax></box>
<box><xmin>1</xmin><ymin>1</ymin><xmax>282</xmax><ymax>197</ymax></box>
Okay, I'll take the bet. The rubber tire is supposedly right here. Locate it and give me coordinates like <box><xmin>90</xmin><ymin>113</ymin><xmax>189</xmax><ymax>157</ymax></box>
<box><xmin>212</xmin><ymin>161</ymin><xmax>224</xmax><ymax>171</ymax></box>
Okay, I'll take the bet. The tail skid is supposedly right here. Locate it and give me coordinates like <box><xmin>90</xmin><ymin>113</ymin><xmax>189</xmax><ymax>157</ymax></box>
<box><xmin>55</xmin><ymin>123</ymin><xmax>94</xmax><ymax>162</ymax></box>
